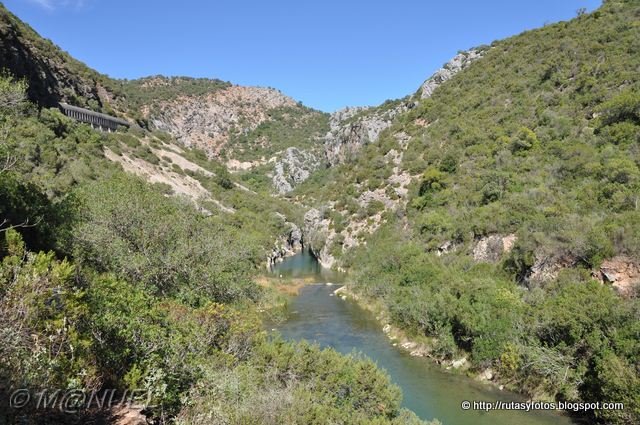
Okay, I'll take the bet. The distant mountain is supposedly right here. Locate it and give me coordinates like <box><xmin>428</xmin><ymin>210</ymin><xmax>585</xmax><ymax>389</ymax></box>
<box><xmin>0</xmin><ymin>4</ymin><xmax>328</xmax><ymax>193</ymax></box>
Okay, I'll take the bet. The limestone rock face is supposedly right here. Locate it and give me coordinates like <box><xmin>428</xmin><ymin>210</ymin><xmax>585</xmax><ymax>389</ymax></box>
<box><xmin>272</xmin><ymin>147</ymin><xmax>321</xmax><ymax>194</ymax></box>
<box><xmin>267</xmin><ymin>221</ymin><xmax>304</xmax><ymax>268</ymax></box>
<box><xmin>419</xmin><ymin>48</ymin><xmax>485</xmax><ymax>99</ymax></box>
<box><xmin>303</xmin><ymin>208</ymin><xmax>336</xmax><ymax>269</ymax></box>
<box><xmin>147</xmin><ymin>85</ymin><xmax>297</xmax><ymax>157</ymax></box>
<box><xmin>594</xmin><ymin>256</ymin><xmax>640</xmax><ymax>297</ymax></box>
<box><xmin>322</xmin><ymin>48</ymin><xmax>485</xmax><ymax>168</ymax></box>
<box><xmin>323</xmin><ymin>105</ymin><xmax>409</xmax><ymax>166</ymax></box>
<box><xmin>472</xmin><ymin>234</ymin><xmax>517</xmax><ymax>263</ymax></box>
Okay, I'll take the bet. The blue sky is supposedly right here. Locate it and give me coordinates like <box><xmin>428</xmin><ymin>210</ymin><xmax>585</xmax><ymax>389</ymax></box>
<box><xmin>5</xmin><ymin>0</ymin><xmax>601</xmax><ymax>111</ymax></box>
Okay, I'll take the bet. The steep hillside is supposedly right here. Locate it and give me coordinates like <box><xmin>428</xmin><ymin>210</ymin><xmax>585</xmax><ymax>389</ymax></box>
<box><xmin>0</xmin><ymin>3</ymin><xmax>313</xmax><ymax>267</ymax></box>
<box><xmin>119</xmin><ymin>76</ymin><xmax>330</xmax><ymax>194</ymax></box>
<box><xmin>120</xmin><ymin>49</ymin><xmax>484</xmax><ymax>197</ymax></box>
<box><xmin>0</xmin><ymin>3</ymin><xmax>329</xmax><ymax>197</ymax></box>
<box><xmin>300</xmin><ymin>0</ymin><xmax>640</xmax><ymax>278</ymax></box>
<box><xmin>324</xmin><ymin>48</ymin><xmax>485</xmax><ymax>167</ymax></box>
<box><xmin>0</xmin><ymin>7</ymin><xmax>431</xmax><ymax>425</ymax></box>
<box><xmin>318</xmin><ymin>2</ymin><xmax>639</xmax><ymax>423</ymax></box>
<box><xmin>2</xmin><ymin>0</ymin><xmax>639</xmax><ymax>423</ymax></box>
<box><xmin>0</xmin><ymin>3</ymin><xmax>121</xmax><ymax>110</ymax></box>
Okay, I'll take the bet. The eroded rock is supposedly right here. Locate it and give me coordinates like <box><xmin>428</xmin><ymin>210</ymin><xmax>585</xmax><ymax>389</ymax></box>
<box><xmin>303</xmin><ymin>208</ymin><xmax>336</xmax><ymax>269</ymax></box>
<box><xmin>419</xmin><ymin>48</ymin><xmax>485</xmax><ymax>99</ymax></box>
<box><xmin>527</xmin><ymin>254</ymin><xmax>578</xmax><ymax>284</ymax></box>
<box><xmin>272</xmin><ymin>147</ymin><xmax>321</xmax><ymax>194</ymax></box>
<box><xmin>594</xmin><ymin>256</ymin><xmax>640</xmax><ymax>297</ymax></box>
<box><xmin>267</xmin><ymin>221</ymin><xmax>304</xmax><ymax>268</ymax></box>
<box><xmin>472</xmin><ymin>234</ymin><xmax>517</xmax><ymax>263</ymax></box>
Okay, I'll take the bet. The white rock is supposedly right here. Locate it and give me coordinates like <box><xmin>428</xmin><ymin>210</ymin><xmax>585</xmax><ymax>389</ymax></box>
<box><xmin>480</xmin><ymin>369</ymin><xmax>494</xmax><ymax>381</ymax></box>
<box><xmin>451</xmin><ymin>357</ymin><xmax>467</xmax><ymax>369</ymax></box>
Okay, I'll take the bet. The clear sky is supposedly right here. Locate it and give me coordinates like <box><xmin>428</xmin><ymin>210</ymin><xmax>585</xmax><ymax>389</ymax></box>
<box><xmin>4</xmin><ymin>0</ymin><xmax>601</xmax><ymax>112</ymax></box>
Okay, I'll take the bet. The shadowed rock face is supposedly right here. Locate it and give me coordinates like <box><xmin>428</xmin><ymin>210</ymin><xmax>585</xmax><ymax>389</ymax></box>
<box><xmin>0</xmin><ymin>5</ymin><xmax>114</xmax><ymax>108</ymax></box>
<box><xmin>267</xmin><ymin>221</ymin><xmax>304</xmax><ymax>268</ymax></box>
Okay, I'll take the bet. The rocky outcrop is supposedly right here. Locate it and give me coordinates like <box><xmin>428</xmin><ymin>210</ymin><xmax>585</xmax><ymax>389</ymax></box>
<box><xmin>303</xmin><ymin>208</ymin><xmax>335</xmax><ymax>269</ymax></box>
<box><xmin>527</xmin><ymin>253</ymin><xmax>578</xmax><ymax>285</ymax></box>
<box><xmin>272</xmin><ymin>147</ymin><xmax>321</xmax><ymax>194</ymax></box>
<box><xmin>147</xmin><ymin>85</ymin><xmax>297</xmax><ymax>157</ymax></box>
<box><xmin>472</xmin><ymin>234</ymin><xmax>517</xmax><ymax>263</ymax></box>
<box><xmin>436</xmin><ymin>240</ymin><xmax>459</xmax><ymax>256</ymax></box>
<box><xmin>323</xmin><ymin>104</ymin><xmax>410</xmax><ymax>166</ymax></box>
<box><xmin>322</xmin><ymin>48</ymin><xmax>485</xmax><ymax>168</ymax></box>
<box><xmin>267</xmin><ymin>221</ymin><xmax>304</xmax><ymax>269</ymax></box>
<box><xmin>419</xmin><ymin>48</ymin><xmax>485</xmax><ymax>99</ymax></box>
<box><xmin>593</xmin><ymin>256</ymin><xmax>640</xmax><ymax>297</ymax></box>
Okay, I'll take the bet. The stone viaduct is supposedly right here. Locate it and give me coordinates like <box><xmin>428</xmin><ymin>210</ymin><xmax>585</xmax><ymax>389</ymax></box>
<box><xmin>59</xmin><ymin>103</ymin><xmax>130</xmax><ymax>132</ymax></box>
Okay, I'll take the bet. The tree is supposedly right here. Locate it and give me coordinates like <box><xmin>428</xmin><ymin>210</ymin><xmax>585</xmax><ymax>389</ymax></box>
<box><xmin>0</xmin><ymin>72</ymin><xmax>28</xmax><ymax>173</ymax></box>
<box><xmin>73</xmin><ymin>175</ymin><xmax>260</xmax><ymax>302</ymax></box>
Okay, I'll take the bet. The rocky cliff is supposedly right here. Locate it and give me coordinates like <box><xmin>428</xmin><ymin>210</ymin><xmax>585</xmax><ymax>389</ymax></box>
<box><xmin>321</xmin><ymin>48</ymin><xmax>484</xmax><ymax>168</ymax></box>
<box><xmin>323</xmin><ymin>103</ymin><xmax>410</xmax><ymax>166</ymax></box>
<box><xmin>418</xmin><ymin>48</ymin><xmax>485</xmax><ymax>98</ymax></box>
<box><xmin>128</xmin><ymin>77</ymin><xmax>330</xmax><ymax>195</ymax></box>
<box><xmin>272</xmin><ymin>147</ymin><xmax>322</xmax><ymax>194</ymax></box>
<box><xmin>142</xmin><ymin>83</ymin><xmax>298</xmax><ymax>157</ymax></box>
<box><xmin>267</xmin><ymin>218</ymin><xmax>304</xmax><ymax>268</ymax></box>
<box><xmin>0</xmin><ymin>4</ymin><xmax>119</xmax><ymax>109</ymax></box>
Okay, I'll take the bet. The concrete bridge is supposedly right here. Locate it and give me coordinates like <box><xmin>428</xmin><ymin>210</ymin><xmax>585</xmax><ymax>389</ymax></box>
<box><xmin>59</xmin><ymin>103</ymin><xmax>130</xmax><ymax>132</ymax></box>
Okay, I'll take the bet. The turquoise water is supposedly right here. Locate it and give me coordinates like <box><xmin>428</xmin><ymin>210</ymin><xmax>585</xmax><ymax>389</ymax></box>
<box><xmin>271</xmin><ymin>251</ymin><xmax>576</xmax><ymax>425</ymax></box>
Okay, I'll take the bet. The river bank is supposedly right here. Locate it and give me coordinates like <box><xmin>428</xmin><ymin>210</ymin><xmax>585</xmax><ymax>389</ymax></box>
<box><xmin>334</xmin><ymin>283</ymin><xmax>587</xmax><ymax>406</ymax></box>
<box><xmin>274</xmin><ymin>281</ymin><xmax>575</xmax><ymax>425</ymax></box>
<box><xmin>266</xmin><ymin>251</ymin><xmax>562</xmax><ymax>404</ymax></box>
<box><xmin>334</xmin><ymin>285</ymin><xmax>513</xmax><ymax>391</ymax></box>
<box><xmin>267</xmin><ymin>251</ymin><xmax>576</xmax><ymax>424</ymax></box>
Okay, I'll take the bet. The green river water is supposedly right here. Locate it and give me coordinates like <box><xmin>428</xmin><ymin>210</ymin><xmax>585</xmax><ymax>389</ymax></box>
<box><xmin>270</xmin><ymin>251</ymin><xmax>579</xmax><ymax>425</ymax></box>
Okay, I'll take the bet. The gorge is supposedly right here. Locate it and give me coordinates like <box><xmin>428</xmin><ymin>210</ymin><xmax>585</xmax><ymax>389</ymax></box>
<box><xmin>1</xmin><ymin>1</ymin><xmax>639</xmax><ymax>424</ymax></box>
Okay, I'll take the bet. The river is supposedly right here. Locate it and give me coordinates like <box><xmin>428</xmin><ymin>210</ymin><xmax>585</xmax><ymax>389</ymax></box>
<box><xmin>270</xmin><ymin>251</ymin><xmax>577</xmax><ymax>425</ymax></box>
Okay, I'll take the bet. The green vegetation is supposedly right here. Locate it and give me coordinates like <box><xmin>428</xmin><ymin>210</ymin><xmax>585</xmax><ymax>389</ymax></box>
<box><xmin>176</xmin><ymin>340</ymin><xmax>429</xmax><ymax>424</ymax></box>
<box><xmin>226</xmin><ymin>105</ymin><xmax>329</xmax><ymax>162</ymax></box>
<box><xmin>0</xmin><ymin>3</ymin><xmax>121</xmax><ymax>110</ymax></box>
<box><xmin>0</xmin><ymin>71</ymin><xmax>428</xmax><ymax>424</ymax></box>
<box><xmin>119</xmin><ymin>76</ymin><xmax>231</xmax><ymax>112</ymax></box>
<box><xmin>351</xmin><ymin>225</ymin><xmax>639</xmax><ymax>424</ymax></box>
<box><xmin>2</xmin><ymin>0</ymin><xmax>640</xmax><ymax>423</ymax></box>
<box><xmin>325</xmin><ymin>2</ymin><xmax>640</xmax><ymax>424</ymax></box>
